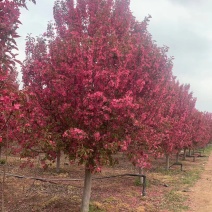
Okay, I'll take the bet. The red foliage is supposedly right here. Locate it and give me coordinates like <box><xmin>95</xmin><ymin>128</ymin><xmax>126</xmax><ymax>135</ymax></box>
<box><xmin>0</xmin><ymin>0</ymin><xmax>36</xmax><ymax>150</ymax></box>
<box><xmin>19</xmin><ymin>0</ymin><xmax>212</xmax><ymax>171</ymax></box>
<box><xmin>190</xmin><ymin>110</ymin><xmax>212</xmax><ymax>149</ymax></box>
<box><xmin>0</xmin><ymin>0</ymin><xmax>207</xmax><ymax>172</ymax></box>
<box><xmin>22</xmin><ymin>0</ymin><xmax>174</xmax><ymax>171</ymax></box>
<box><xmin>0</xmin><ymin>0</ymin><xmax>20</xmax><ymax>146</ymax></box>
<box><xmin>157</xmin><ymin>81</ymin><xmax>196</xmax><ymax>155</ymax></box>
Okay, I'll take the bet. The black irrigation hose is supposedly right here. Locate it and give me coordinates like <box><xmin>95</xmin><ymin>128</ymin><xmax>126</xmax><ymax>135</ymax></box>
<box><xmin>169</xmin><ymin>162</ymin><xmax>183</xmax><ymax>171</ymax></box>
<box><xmin>93</xmin><ymin>174</ymin><xmax>146</xmax><ymax>196</ymax></box>
<box><xmin>0</xmin><ymin>171</ymin><xmax>147</xmax><ymax>196</ymax></box>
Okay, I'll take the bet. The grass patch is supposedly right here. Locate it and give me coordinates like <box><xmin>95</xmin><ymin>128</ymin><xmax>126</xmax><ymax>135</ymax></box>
<box><xmin>180</xmin><ymin>170</ymin><xmax>201</xmax><ymax>185</ymax></box>
<box><xmin>147</xmin><ymin>147</ymin><xmax>212</xmax><ymax>211</ymax></box>
<box><xmin>89</xmin><ymin>202</ymin><xmax>105</xmax><ymax>212</ymax></box>
<box><xmin>161</xmin><ymin>190</ymin><xmax>189</xmax><ymax>211</ymax></box>
<box><xmin>203</xmin><ymin>143</ymin><xmax>212</xmax><ymax>155</ymax></box>
<box><xmin>0</xmin><ymin>158</ymin><xmax>6</xmax><ymax>164</ymax></box>
<box><xmin>134</xmin><ymin>177</ymin><xmax>142</xmax><ymax>186</ymax></box>
<box><xmin>103</xmin><ymin>196</ymin><xmax>118</xmax><ymax>204</ymax></box>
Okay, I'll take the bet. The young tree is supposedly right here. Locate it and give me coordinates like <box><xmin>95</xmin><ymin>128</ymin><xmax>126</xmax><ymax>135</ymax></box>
<box><xmin>21</xmin><ymin>0</ymin><xmax>177</xmax><ymax>210</ymax></box>
<box><xmin>0</xmin><ymin>2</ymin><xmax>36</xmax><ymax>211</ymax></box>
<box><xmin>190</xmin><ymin>111</ymin><xmax>212</xmax><ymax>150</ymax></box>
<box><xmin>125</xmin><ymin>45</ymin><xmax>174</xmax><ymax>169</ymax></box>
<box><xmin>152</xmin><ymin>80</ymin><xmax>196</xmax><ymax>169</ymax></box>
<box><xmin>166</xmin><ymin>83</ymin><xmax>196</xmax><ymax>163</ymax></box>
<box><xmin>0</xmin><ymin>0</ymin><xmax>37</xmax><ymax>154</ymax></box>
<box><xmin>0</xmin><ymin>0</ymin><xmax>20</xmax><ymax>156</ymax></box>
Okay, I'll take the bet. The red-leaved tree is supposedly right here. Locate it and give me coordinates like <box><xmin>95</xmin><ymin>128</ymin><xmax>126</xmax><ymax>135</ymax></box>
<box><xmin>20</xmin><ymin>0</ymin><xmax>179</xmax><ymax>210</ymax></box>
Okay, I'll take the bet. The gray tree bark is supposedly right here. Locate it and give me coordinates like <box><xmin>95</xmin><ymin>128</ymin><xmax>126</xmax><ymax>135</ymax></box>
<box><xmin>165</xmin><ymin>154</ymin><xmax>170</xmax><ymax>171</ymax></box>
<box><xmin>183</xmin><ymin>149</ymin><xmax>186</xmax><ymax>160</ymax></box>
<box><xmin>176</xmin><ymin>152</ymin><xmax>180</xmax><ymax>163</ymax></box>
<box><xmin>56</xmin><ymin>150</ymin><xmax>61</xmax><ymax>173</ymax></box>
<box><xmin>81</xmin><ymin>166</ymin><xmax>92</xmax><ymax>212</ymax></box>
<box><xmin>138</xmin><ymin>167</ymin><xmax>144</xmax><ymax>184</ymax></box>
<box><xmin>188</xmin><ymin>149</ymin><xmax>192</xmax><ymax>156</ymax></box>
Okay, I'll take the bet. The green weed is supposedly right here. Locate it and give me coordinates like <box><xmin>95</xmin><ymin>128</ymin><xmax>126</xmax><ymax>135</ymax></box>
<box><xmin>161</xmin><ymin>190</ymin><xmax>188</xmax><ymax>212</ymax></box>
<box><xmin>89</xmin><ymin>202</ymin><xmax>105</xmax><ymax>212</ymax></box>
<box><xmin>0</xmin><ymin>159</ymin><xmax>6</xmax><ymax>164</ymax></box>
<box><xmin>180</xmin><ymin>170</ymin><xmax>201</xmax><ymax>185</ymax></box>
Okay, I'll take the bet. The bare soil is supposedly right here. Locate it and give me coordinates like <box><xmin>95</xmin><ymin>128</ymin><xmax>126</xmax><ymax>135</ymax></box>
<box><xmin>0</xmin><ymin>150</ymin><xmax>211</xmax><ymax>212</ymax></box>
<box><xmin>187</xmin><ymin>152</ymin><xmax>212</xmax><ymax>212</ymax></box>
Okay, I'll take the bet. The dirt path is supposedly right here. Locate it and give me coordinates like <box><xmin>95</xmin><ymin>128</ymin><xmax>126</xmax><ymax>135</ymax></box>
<box><xmin>188</xmin><ymin>152</ymin><xmax>212</xmax><ymax>212</ymax></box>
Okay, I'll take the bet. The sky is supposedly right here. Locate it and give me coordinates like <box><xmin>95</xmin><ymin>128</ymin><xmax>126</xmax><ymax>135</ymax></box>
<box><xmin>16</xmin><ymin>0</ymin><xmax>212</xmax><ymax>113</ymax></box>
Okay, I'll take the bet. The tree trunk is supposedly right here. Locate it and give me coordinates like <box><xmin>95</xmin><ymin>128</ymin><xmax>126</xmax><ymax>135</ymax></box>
<box><xmin>56</xmin><ymin>150</ymin><xmax>61</xmax><ymax>173</ymax></box>
<box><xmin>2</xmin><ymin>119</ymin><xmax>9</xmax><ymax>212</ymax></box>
<box><xmin>138</xmin><ymin>167</ymin><xmax>144</xmax><ymax>184</ymax></box>
<box><xmin>165</xmin><ymin>154</ymin><xmax>170</xmax><ymax>171</ymax></box>
<box><xmin>193</xmin><ymin>155</ymin><xmax>196</xmax><ymax>162</ymax></box>
<box><xmin>188</xmin><ymin>149</ymin><xmax>191</xmax><ymax>156</ymax></box>
<box><xmin>183</xmin><ymin>149</ymin><xmax>186</xmax><ymax>160</ymax></box>
<box><xmin>176</xmin><ymin>152</ymin><xmax>179</xmax><ymax>163</ymax></box>
<box><xmin>81</xmin><ymin>166</ymin><xmax>92</xmax><ymax>212</ymax></box>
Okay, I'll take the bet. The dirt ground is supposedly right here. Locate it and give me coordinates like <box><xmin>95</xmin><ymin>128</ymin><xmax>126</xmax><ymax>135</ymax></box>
<box><xmin>0</xmin><ymin>149</ymin><xmax>211</xmax><ymax>212</ymax></box>
<box><xmin>187</xmin><ymin>152</ymin><xmax>212</xmax><ymax>212</ymax></box>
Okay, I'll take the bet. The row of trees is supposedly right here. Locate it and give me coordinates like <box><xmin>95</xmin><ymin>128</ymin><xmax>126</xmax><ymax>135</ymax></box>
<box><xmin>1</xmin><ymin>0</ymin><xmax>212</xmax><ymax>211</ymax></box>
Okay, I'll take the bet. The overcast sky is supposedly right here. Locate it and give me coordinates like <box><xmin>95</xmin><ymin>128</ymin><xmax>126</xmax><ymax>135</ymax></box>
<box><xmin>16</xmin><ymin>0</ymin><xmax>212</xmax><ymax>113</ymax></box>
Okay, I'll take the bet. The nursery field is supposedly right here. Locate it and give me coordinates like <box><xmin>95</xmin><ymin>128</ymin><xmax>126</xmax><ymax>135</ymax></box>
<box><xmin>0</xmin><ymin>145</ymin><xmax>212</xmax><ymax>212</ymax></box>
<box><xmin>1</xmin><ymin>0</ymin><xmax>212</xmax><ymax>212</ymax></box>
